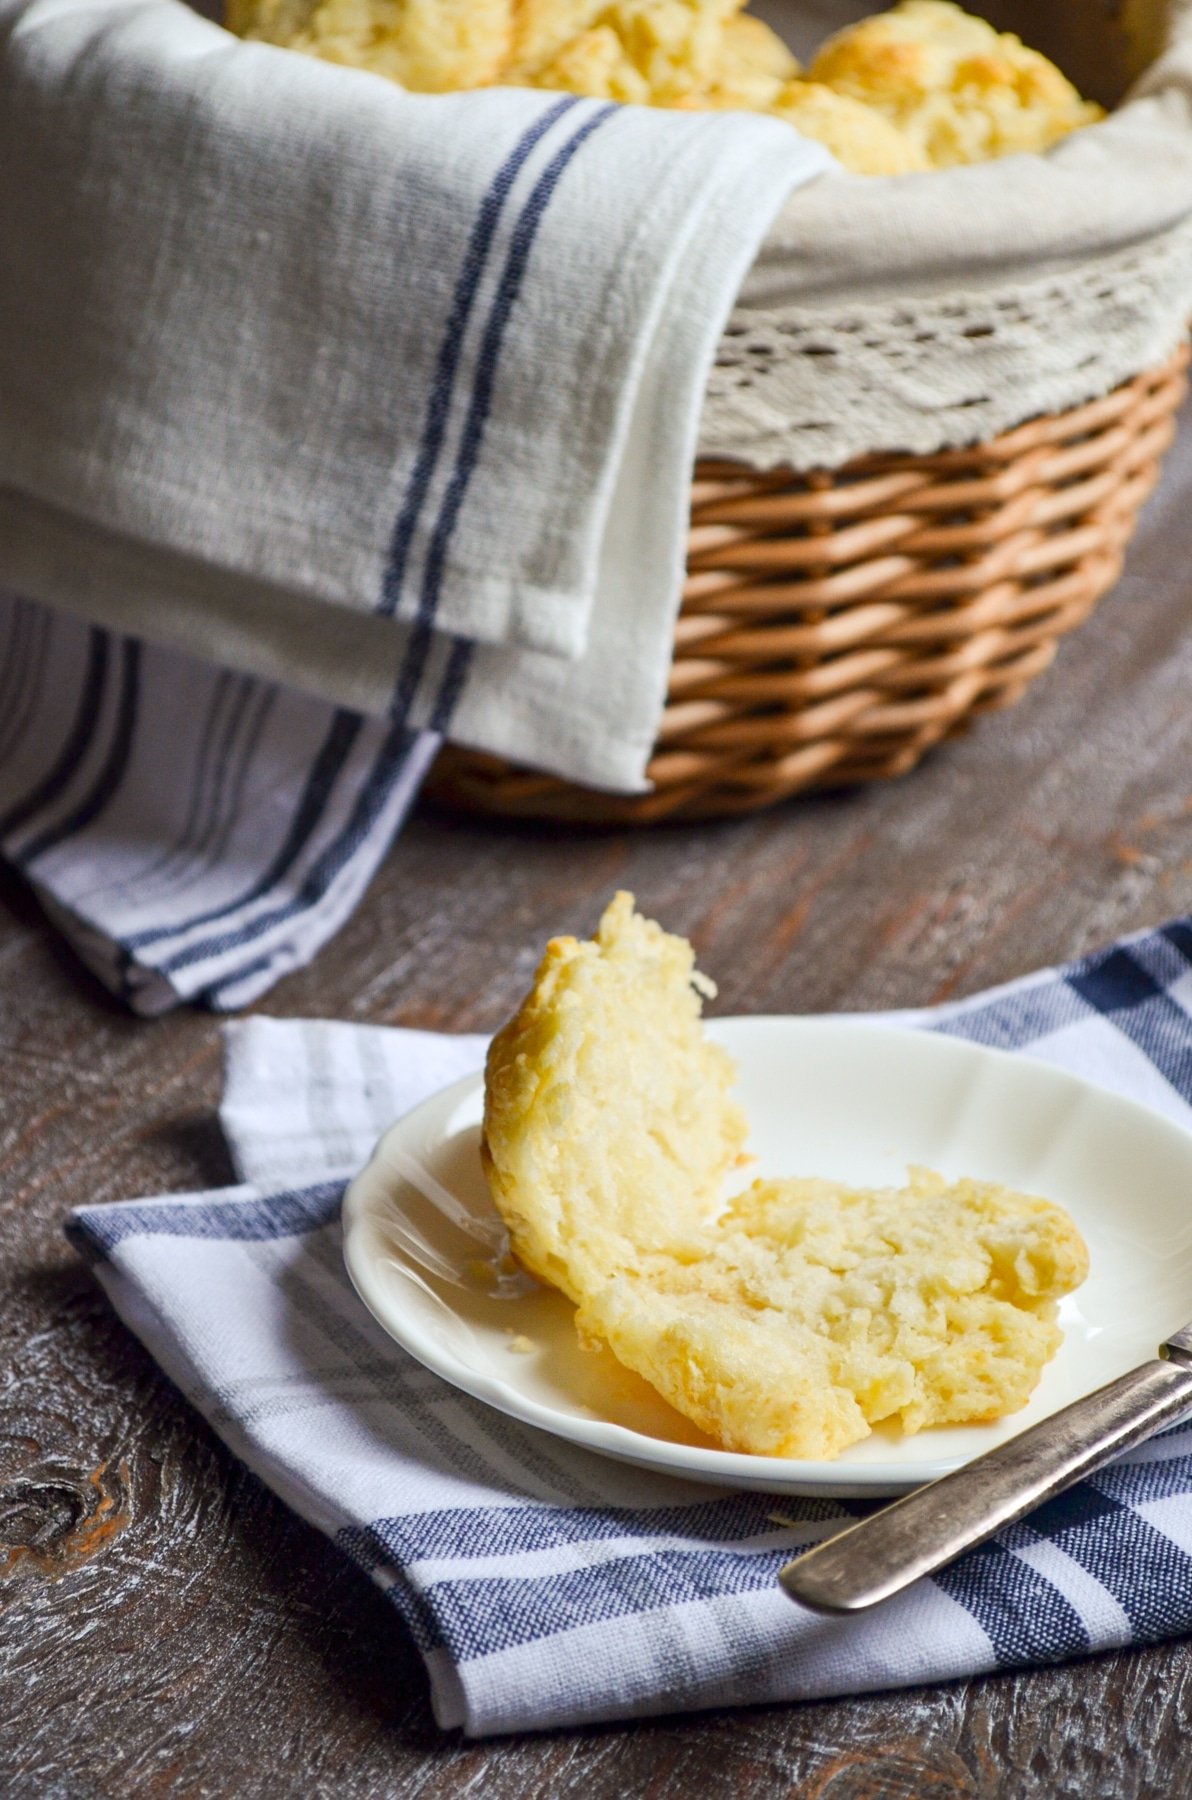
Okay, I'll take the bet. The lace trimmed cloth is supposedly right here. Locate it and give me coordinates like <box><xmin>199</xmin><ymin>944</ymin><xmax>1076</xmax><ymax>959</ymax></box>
<box><xmin>701</xmin><ymin>1</ymin><xmax>1192</xmax><ymax>469</ymax></box>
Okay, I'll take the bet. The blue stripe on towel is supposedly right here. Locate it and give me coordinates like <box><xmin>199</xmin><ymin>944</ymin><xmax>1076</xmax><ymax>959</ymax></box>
<box><xmin>65</xmin><ymin>1180</ymin><xmax>345</xmax><ymax>1258</ymax></box>
<box><xmin>1031</xmin><ymin>1479</ymin><xmax>1192</xmax><ymax>1640</ymax></box>
<box><xmin>388</xmin><ymin>102</ymin><xmax>616</xmax><ymax>728</ymax></box>
<box><xmin>1089</xmin><ymin>1442</ymin><xmax>1192</xmax><ymax>1506</ymax></box>
<box><xmin>1161</xmin><ymin>921</ymin><xmax>1192</xmax><ymax>965</ymax></box>
<box><xmin>0</xmin><ymin>624</ymin><xmax>109</xmax><ymax>840</ymax></box>
<box><xmin>157</xmin><ymin>718</ymin><xmax>418</xmax><ymax>977</ymax></box>
<box><xmin>933</xmin><ymin>976</ymin><xmax>1090</xmax><ymax>1052</ymax></box>
<box><xmin>124</xmin><ymin>707</ymin><xmax>363</xmax><ymax>951</ymax></box>
<box><xmin>416</xmin><ymin>102</ymin><xmax>618</xmax><ymax>622</ymax></box>
<box><xmin>931</xmin><ymin>1537</ymin><xmax>1091</xmax><ymax>1664</ymax></box>
<box><xmin>18</xmin><ymin>637</ymin><xmax>141</xmax><ymax>866</ymax></box>
<box><xmin>344</xmin><ymin>1494</ymin><xmax>845</xmax><ymax>1569</ymax></box>
<box><xmin>370</xmin><ymin>1548</ymin><xmax>792</xmax><ymax>1656</ymax></box>
<box><xmin>0</xmin><ymin>599</ymin><xmax>50</xmax><ymax>771</ymax></box>
<box><xmin>429</xmin><ymin>636</ymin><xmax>474</xmax><ymax>732</ymax></box>
<box><xmin>0</xmin><ymin>599</ymin><xmax>51</xmax><ymax>774</ymax></box>
<box><xmin>379</xmin><ymin>95</ymin><xmax>580</xmax><ymax>622</ymax></box>
<box><xmin>1067</xmin><ymin>947</ymin><xmax>1192</xmax><ymax>1099</ymax></box>
<box><xmin>392</xmin><ymin>1544</ymin><xmax>792</xmax><ymax>1663</ymax></box>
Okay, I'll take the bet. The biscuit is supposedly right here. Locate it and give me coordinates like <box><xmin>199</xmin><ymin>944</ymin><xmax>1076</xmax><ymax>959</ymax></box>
<box><xmin>687</xmin><ymin>13</ymin><xmax>800</xmax><ymax>111</ymax></box>
<box><xmin>579</xmin><ymin>1167</ymin><xmax>1088</xmax><ymax>1457</ymax></box>
<box><xmin>227</xmin><ymin>0</ymin><xmax>513</xmax><ymax>91</ymax></box>
<box><xmin>481</xmin><ymin>890</ymin><xmax>748</xmax><ymax>1301</ymax></box>
<box><xmin>482</xmin><ymin>894</ymin><xmax>1089</xmax><ymax>1460</ymax></box>
<box><xmin>506</xmin><ymin>0</ymin><xmax>744</xmax><ymax>105</ymax></box>
<box><xmin>766</xmin><ymin>79</ymin><xmax>928</xmax><ymax>174</ymax></box>
<box><xmin>807</xmin><ymin>0</ymin><xmax>1102</xmax><ymax>166</ymax></box>
<box><xmin>226</xmin><ymin>0</ymin><xmax>1101</xmax><ymax>173</ymax></box>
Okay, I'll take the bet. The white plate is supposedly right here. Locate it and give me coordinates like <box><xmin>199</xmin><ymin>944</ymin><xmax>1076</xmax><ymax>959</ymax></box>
<box><xmin>342</xmin><ymin>1018</ymin><xmax>1192</xmax><ymax>1496</ymax></box>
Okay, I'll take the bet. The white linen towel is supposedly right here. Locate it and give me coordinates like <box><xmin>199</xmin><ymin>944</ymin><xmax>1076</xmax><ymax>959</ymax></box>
<box><xmin>0</xmin><ymin>0</ymin><xmax>829</xmax><ymax>791</ymax></box>
<box><xmin>67</xmin><ymin>918</ymin><xmax>1192</xmax><ymax>1734</ymax></box>
<box><xmin>0</xmin><ymin>0</ymin><xmax>828</xmax><ymax>1006</ymax></box>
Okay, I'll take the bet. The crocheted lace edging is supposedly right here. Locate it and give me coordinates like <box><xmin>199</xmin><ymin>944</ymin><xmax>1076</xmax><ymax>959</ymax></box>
<box><xmin>700</xmin><ymin>223</ymin><xmax>1192</xmax><ymax>471</ymax></box>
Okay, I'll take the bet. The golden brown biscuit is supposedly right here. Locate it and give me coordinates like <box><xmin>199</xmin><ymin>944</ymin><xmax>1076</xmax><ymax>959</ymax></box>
<box><xmin>687</xmin><ymin>12</ymin><xmax>800</xmax><ymax>111</ymax></box>
<box><xmin>505</xmin><ymin>0</ymin><xmax>744</xmax><ymax>105</ymax></box>
<box><xmin>767</xmin><ymin>78</ymin><xmax>928</xmax><ymax>174</ymax></box>
<box><xmin>807</xmin><ymin>0</ymin><xmax>1102</xmax><ymax>166</ymax></box>
<box><xmin>482</xmin><ymin>895</ymin><xmax>1089</xmax><ymax>1461</ymax></box>
<box><xmin>482</xmin><ymin>891</ymin><xmax>747</xmax><ymax>1301</ymax></box>
<box><xmin>225</xmin><ymin>0</ymin><xmax>1101</xmax><ymax>173</ymax></box>
<box><xmin>579</xmin><ymin>1167</ymin><xmax>1089</xmax><ymax>1458</ymax></box>
<box><xmin>228</xmin><ymin>0</ymin><xmax>513</xmax><ymax>91</ymax></box>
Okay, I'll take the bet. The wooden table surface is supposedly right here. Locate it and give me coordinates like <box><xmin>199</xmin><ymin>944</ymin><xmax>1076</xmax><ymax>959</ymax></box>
<box><xmin>6</xmin><ymin>417</ymin><xmax>1192</xmax><ymax>1796</ymax></box>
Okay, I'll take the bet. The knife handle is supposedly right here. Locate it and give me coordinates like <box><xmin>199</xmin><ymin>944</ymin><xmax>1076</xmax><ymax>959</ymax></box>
<box><xmin>780</xmin><ymin>1355</ymin><xmax>1192</xmax><ymax>1614</ymax></box>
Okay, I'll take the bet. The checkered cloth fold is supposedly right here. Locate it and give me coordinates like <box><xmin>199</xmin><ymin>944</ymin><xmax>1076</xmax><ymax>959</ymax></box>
<box><xmin>65</xmin><ymin>918</ymin><xmax>1192</xmax><ymax>1734</ymax></box>
<box><xmin>0</xmin><ymin>593</ymin><xmax>440</xmax><ymax>1011</ymax></box>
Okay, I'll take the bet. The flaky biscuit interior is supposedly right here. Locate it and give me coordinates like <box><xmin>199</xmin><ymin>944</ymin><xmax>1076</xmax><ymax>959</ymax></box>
<box><xmin>481</xmin><ymin>890</ymin><xmax>748</xmax><ymax>1302</ymax></box>
<box><xmin>481</xmin><ymin>892</ymin><xmax>1089</xmax><ymax>1460</ymax></box>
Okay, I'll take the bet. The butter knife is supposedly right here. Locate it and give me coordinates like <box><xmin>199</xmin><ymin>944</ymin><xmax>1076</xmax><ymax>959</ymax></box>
<box><xmin>780</xmin><ymin>1324</ymin><xmax>1192</xmax><ymax>1614</ymax></box>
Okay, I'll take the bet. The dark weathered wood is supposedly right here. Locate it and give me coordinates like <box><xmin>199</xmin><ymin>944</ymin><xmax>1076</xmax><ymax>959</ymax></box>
<box><xmin>3</xmin><ymin>415</ymin><xmax>1192</xmax><ymax>1794</ymax></box>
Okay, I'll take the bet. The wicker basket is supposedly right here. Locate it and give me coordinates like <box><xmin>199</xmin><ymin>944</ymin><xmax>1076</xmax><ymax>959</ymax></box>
<box><xmin>429</xmin><ymin>344</ymin><xmax>1188</xmax><ymax>825</ymax></box>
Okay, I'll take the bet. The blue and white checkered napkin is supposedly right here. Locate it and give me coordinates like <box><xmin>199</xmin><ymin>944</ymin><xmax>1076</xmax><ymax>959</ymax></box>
<box><xmin>68</xmin><ymin>920</ymin><xmax>1192</xmax><ymax>1736</ymax></box>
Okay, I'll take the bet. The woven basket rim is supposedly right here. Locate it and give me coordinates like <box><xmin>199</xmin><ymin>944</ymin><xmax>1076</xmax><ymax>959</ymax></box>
<box><xmin>430</xmin><ymin>345</ymin><xmax>1189</xmax><ymax>826</ymax></box>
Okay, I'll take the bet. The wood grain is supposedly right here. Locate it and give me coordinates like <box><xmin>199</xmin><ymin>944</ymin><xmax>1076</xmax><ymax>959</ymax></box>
<box><xmin>3</xmin><ymin>415</ymin><xmax>1192</xmax><ymax>1793</ymax></box>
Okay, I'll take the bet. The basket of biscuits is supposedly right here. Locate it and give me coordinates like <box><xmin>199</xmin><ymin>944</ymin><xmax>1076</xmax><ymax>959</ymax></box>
<box><xmin>231</xmin><ymin>0</ymin><xmax>1192</xmax><ymax>821</ymax></box>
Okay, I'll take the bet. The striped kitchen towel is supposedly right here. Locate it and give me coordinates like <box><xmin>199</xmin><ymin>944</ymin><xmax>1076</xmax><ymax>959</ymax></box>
<box><xmin>0</xmin><ymin>591</ymin><xmax>438</xmax><ymax>1011</ymax></box>
<box><xmin>0</xmin><ymin>0</ymin><xmax>828</xmax><ymax>1008</ymax></box>
<box><xmin>68</xmin><ymin>919</ymin><xmax>1192</xmax><ymax>1734</ymax></box>
<box><xmin>1</xmin><ymin>0</ymin><xmax>829</xmax><ymax>794</ymax></box>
